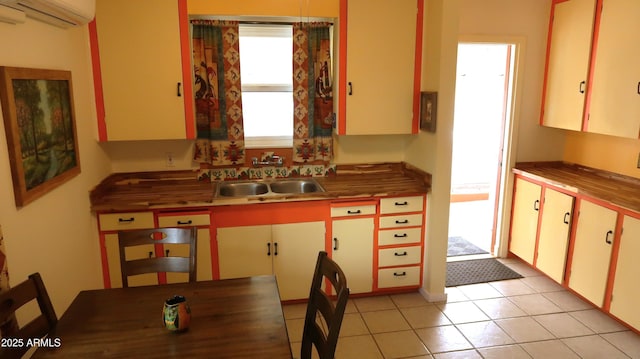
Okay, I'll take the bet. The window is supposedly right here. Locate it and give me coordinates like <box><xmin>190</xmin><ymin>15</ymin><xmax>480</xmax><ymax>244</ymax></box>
<box><xmin>239</xmin><ymin>24</ymin><xmax>293</xmax><ymax>148</ymax></box>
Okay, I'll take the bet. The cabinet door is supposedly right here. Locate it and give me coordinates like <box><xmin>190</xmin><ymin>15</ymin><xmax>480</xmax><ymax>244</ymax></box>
<box><xmin>158</xmin><ymin>213</ymin><xmax>213</xmax><ymax>283</ymax></box>
<box><xmin>217</xmin><ymin>226</ymin><xmax>272</xmax><ymax>279</ymax></box>
<box><xmin>587</xmin><ymin>0</ymin><xmax>640</xmax><ymax>138</ymax></box>
<box><xmin>568</xmin><ymin>200</ymin><xmax>617</xmax><ymax>307</ymax></box>
<box><xmin>609</xmin><ymin>215</ymin><xmax>640</xmax><ymax>329</ymax></box>
<box><xmin>272</xmin><ymin>222</ymin><xmax>326</xmax><ymax>301</ymax></box>
<box><xmin>509</xmin><ymin>178</ymin><xmax>542</xmax><ymax>264</ymax></box>
<box><xmin>104</xmin><ymin>233</ymin><xmax>158</xmax><ymax>288</ymax></box>
<box><xmin>541</xmin><ymin>0</ymin><xmax>596</xmax><ymax>130</ymax></box>
<box><xmin>342</xmin><ymin>0</ymin><xmax>417</xmax><ymax>134</ymax></box>
<box><xmin>332</xmin><ymin>218</ymin><xmax>374</xmax><ymax>294</ymax></box>
<box><xmin>535</xmin><ymin>189</ymin><xmax>574</xmax><ymax>283</ymax></box>
<box><xmin>94</xmin><ymin>0</ymin><xmax>186</xmax><ymax>140</ymax></box>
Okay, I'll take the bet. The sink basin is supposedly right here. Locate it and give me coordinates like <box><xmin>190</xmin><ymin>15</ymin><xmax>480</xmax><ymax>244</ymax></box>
<box><xmin>217</xmin><ymin>182</ymin><xmax>269</xmax><ymax>197</ymax></box>
<box><xmin>269</xmin><ymin>179</ymin><xmax>325</xmax><ymax>194</ymax></box>
<box><xmin>215</xmin><ymin>179</ymin><xmax>325</xmax><ymax>197</ymax></box>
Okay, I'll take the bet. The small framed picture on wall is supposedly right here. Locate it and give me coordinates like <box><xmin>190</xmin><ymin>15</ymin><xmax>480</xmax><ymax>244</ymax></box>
<box><xmin>420</xmin><ymin>91</ymin><xmax>437</xmax><ymax>133</ymax></box>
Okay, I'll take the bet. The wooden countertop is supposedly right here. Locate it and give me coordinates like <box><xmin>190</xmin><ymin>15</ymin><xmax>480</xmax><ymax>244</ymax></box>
<box><xmin>514</xmin><ymin>161</ymin><xmax>640</xmax><ymax>213</ymax></box>
<box><xmin>89</xmin><ymin>162</ymin><xmax>431</xmax><ymax>212</ymax></box>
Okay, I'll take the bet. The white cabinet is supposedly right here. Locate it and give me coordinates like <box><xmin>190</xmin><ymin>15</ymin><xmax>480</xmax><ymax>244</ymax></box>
<box><xmin>568</xmin><ymin>199</ymin><xmax>618</xmax><ymax>307</ymax></box>
<box><xmin>337</xmin><ymin>0</ymin><xmax>419</xmax><ymax>135</ymax></box>
<box><xmin>586</xmin><ymin>0</ymin><xmax>640</xmax><ymax>138</ymax></box>
<box><xmin>377</xmin><ymin>195</ymin><xmax>425</xmax><ymax>289</ymax></box>
<box><xmin>541</xmin><ymin>0</ymin><xmax>596</xmax><ymax>131</ymax></box>
<box><xmin>92</xmin><ymin>0</ymin><xmax>189</xmax><ymax>140</ymax></box>
<box><xmin>157</xmin><ymin>211</ymin><xmax>213</xmax><ymax>283</ymax></box>
<box><xmin>99</xmin><ymin>211</ymin><xmax>158</xmax><ymax>288</ymax></box>
<box><xmin>509</xmin><ymin>178</ymin><xmax>542</xmax><ymax>265</ymax></box>
<box><xmin>217</xmin><ymin>222</ymin><xmax>325</xmax><ymax>301</ymax></box>
<box><xmin>331</xmin><ymin>202</ymin><xmax>375</xmax><ymax>294</ymax></box>
<box><xmin>535</xmin><ymin>188</ymin><xmax>574</xmax><ymax>283</ymax></box>
<box><xmin>609</xmin><ymin>215</ymin><xmax>640</xmax><ymax>330</ymax></box>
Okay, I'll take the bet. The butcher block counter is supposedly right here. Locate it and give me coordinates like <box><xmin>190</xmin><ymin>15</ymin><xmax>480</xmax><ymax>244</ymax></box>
<box><xmin>514</xmin><ymin>161</ymin><xmax>640</xmax><ymax>213</ymax></box>
<box><xmin>89</xmin><ymin>162</ymin><xmax>431</xmax><ymax>212</ymax></box>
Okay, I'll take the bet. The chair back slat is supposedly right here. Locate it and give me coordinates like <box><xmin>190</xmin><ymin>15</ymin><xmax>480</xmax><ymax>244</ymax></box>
<box><xmin>301</xmin><ymin>251</ymin><xmax>350</xmax><ymax>359</ymax></box>
<box><xmin>118</xmin><ymin>227</ymin><xmax>197</xmax><ymax>287</ymax></box>
<box><xmin>0</xmin><ymin>273</ymin><xmax>57</xmax><ymax>359</ymax></box>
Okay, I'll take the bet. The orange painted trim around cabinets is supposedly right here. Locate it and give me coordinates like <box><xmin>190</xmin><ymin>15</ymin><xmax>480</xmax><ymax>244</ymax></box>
<box><xmin>582</xmin><ymin>0</ymin><xmax>604</xmax><ymax>132</ymax></box>
<box><xmin>412</xmin><ymin>0</ymin><xmax>424</xmax><ymax>133</ymax></box>
<box><xmin>337</xmin><ymin>0</ymin><xmax>348</xmax><ymax>135</ymax></box>
<box><xmin>98</xmin><ymin>233</ymin><xmax>111</xmax><ymax>288</ymax></box>
<box><xmin>178</xmin><ymin>0</ymin><xmax>195</xmax><ymax>139</ymax></box>
<box><xmin>213</xmin><ymin>201</ymin><xmax>331</xmax><ymax>227</ymax></box>
<box><xmin>88</xmin><ymin>19</ymin><xmax>107</xmax><ymax>142</ymax></box>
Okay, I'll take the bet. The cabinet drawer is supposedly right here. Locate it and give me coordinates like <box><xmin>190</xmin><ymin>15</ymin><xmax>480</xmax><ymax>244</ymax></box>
<box><xmin>380</xmin><ymin>196</ymin><xmax>424</xmax><ymax>214</ymax></box>
<box><xmin>99</xmin><ymin>212</ymin><xmax>155</xmax><ymax>231</ymax></box>
<box><xmin>331</xmin><ymin>204</ymin><xmax>376</xmax><ymax>217</ymax></box>
<box><xmin>378</xmin><ymin>266</ymin><xmax>421</xmax><ymax>288</ymax></box>
<box><xmin>378</xmin><ymin>246</ymin><xmax>421</xmax><ymax>267</ymax></box>
<box><xmin>378</xmin><ymin>228</ymin><xmax>422</xmax><ymax>246</ymax></box>
<box><xmin>379</xmin><ymin>214</ymin><xmax>423</xmax><ymax>229</ymax></box>
<box><xmin>157</xmin><ymin>213</ymin><xmax>210</xmax><ymax>227</ymax></box>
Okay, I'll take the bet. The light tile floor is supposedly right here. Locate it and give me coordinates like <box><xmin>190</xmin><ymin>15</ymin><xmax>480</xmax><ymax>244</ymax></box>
<box><xmin>284</xmin><ymin>258</ymin><xmax>640</xmax><ymax>358</ymax></box>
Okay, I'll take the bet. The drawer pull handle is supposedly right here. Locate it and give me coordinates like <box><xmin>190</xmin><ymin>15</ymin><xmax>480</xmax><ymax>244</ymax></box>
<box><xmin>347</xmin><ymin>210</ymin><xmax>361</xmax><ymax>215</ymax></box>
<box><xmin>177</xmin><ymin>220</ymin><xmax>193</xmax><ymax>225</ymax></box>
<box><xmin>333</xmin><ymin>238</ymin><xmax>339</xmax><ymax>251</ymax></box>
<box><xmin>579</xmin><ymin>80</ymin><xmax>586</xmax><ymax>94</ymax></box>
<box><xmin>177</xmin><ymin>82</ymin><xmax>182</xmax><ymax>97</ymax></box>
<box><xmin>394</xmin><ymin>233</ymin><xmax>408</xmax><ymax>238</ymax></box>
<box><xmin>148</xmin><ymin>251</ymin><xmax>153</xmax><ymax>258</ymax></box>
<box><xmin>165</xmin><ymin>249</ymin><xmax>170</xmax><ymax>257</ymax></box>
<box><xmin>605</xmin><ymin>230</ymin><xmax>613</xmax><ymax>245</ymax></box>
<box><xmin>348</xmin><ymin>81</ymin><xmax>353</xmax><ymax>95</ymax></box>
<box><xmin>267</xmin><ymin>243</ymin><xmax>271</xmax><ymax>256</ymax></box>
<box><xmin>533</xmin><ymin>200</ymin><xmax>540</xmax><ymax>211</ymax></box>
<box><xmin>395</xmin><ymin>219</ymin><xmax>409</xmax><ymax>224</ymax></box>
<box><xmin>394</xmin><ymin>201</ymin><xmax>408</xmax><ymax>206</ymax></box>
<box><xmin>563</xmin><ymin>212</ymin><xmax>570</xmax><ymax>224</ymax></box>
<box><xmin>274</xmin><ymin>242</ymin><xmax>278</xmax><ymax>256</ymax></box>
<box><xmin>118</xmin><ymin>217</ymin><xmax>135</xmax><ymax>223</ymax></box>
<box><xmin>394</xmin><ymin>251</ymin><xmax>408</xmax><ymax>256</ymax></box>
<box><xmin>393</xmin><ymin>272</ymin><xmax>407</xmax><ymax>277</ymax></box>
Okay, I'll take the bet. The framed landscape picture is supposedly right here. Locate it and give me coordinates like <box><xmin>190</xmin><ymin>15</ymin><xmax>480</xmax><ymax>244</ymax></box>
<box><xmin>0</xmin><ymin>67</ymin><xmax>81</xmax><ymax>207</ymax></box>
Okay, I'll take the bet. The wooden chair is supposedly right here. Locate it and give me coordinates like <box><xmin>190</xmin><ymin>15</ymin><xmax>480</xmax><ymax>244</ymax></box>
<box><xmin>118</xmin><ymin>227</ymin><xmax>197</xmax><ymax>288</ymax></box>
<box><xmin>300</xmin><ymin>251</ymin><xmax>350</xmax><ymax>359</ymax></box>
<box><xmin>0</xmin><ymin>272</ymin><xmax>57</xmax><ymax>359</ymax></box>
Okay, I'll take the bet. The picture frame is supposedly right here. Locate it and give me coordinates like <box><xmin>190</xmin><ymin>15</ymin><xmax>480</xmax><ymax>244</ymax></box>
<box><xmin>420</xmin><ymin>91</ymin><xmax>438</xmax><ymax>133</ymax></box>
<box><xmin>0</xmin><ymin>67</ymin><xmax>81</xmax><ymax>207</ymax></box>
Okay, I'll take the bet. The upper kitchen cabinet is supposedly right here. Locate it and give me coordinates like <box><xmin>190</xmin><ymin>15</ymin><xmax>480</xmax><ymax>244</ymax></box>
<box><xmin>585</xmin><ymin>0</ymin><xmax>640</xmax><ymax>139</ymax></box>
<box><xmin>335</xmin><ymin>0</ymin><xmax>423</xmax><ymax>135</ymax></box>
<box><xmin>540</xmin><ymin>0</ymin><xmax>596</xmax><ymax>131</ymax></box>
<box><xmin>90</xmin><ymin>0</ymin><xmax>194</xmax><ymax>141</ymax></box>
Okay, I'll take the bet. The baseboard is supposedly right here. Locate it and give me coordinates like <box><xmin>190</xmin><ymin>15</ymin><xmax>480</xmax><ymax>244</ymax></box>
<box><xmin>419</xmin><ymin>287</ymin><xmax>447</xmax><ymax>303</ymax></box>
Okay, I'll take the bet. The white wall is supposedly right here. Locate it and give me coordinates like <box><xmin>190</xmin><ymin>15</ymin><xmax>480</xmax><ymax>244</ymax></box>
<box><xmin>0</xmin><ymin>19</ymin><xmax>110</xmax><ymax>318</ymax></box>
<box><xmin>405</xmin><ymin>0</ymin><xmax>566</xmax><ymax>299</ymax></box>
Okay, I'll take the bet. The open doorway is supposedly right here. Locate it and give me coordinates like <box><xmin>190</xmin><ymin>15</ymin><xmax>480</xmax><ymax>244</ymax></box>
<box><xmin>447</xmin><ymin>42</ymin><xmax>515</xmax><ymax>261</ymax></box>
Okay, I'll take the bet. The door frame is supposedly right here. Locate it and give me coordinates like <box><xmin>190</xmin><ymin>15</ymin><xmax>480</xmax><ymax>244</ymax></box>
<box><xmin>456</xmin><ymin>35</ymin><xmax>526</xmax><ymax>257</ymax></box>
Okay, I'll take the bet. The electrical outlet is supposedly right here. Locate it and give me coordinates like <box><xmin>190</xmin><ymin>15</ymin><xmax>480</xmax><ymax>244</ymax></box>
<box><xmin>165</xmin><ymin>152</ymin><xmax>175</xmax><ymax>167</ymax></box>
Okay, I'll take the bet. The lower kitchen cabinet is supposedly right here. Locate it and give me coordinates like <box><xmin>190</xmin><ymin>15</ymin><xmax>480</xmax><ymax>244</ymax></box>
<box><xmin>157</xmin><ymin>211</ymin><xmax>213</xmax><ymax>283</ymax></box>
<box><xmin>217</xmin><ymin>222</ymin><xmax>325</xmax><ymax>301</ymax></box>
<box><xmin>535</xmin><ymin>188</ymin><xmax>574</xmax><ymax>283</ymax></box>
<box><xmin>330</xmin><ymin>201</ymin><xmax>376</xmax><ymax>294</ymax></box>
<box><xmin>609</xmin><ymin>215</ymin><xmax>640</xmax><ymax>330</ymax></box>
<box><xmin>509</xmin><ymin>178</ymin><xmax>542</xmax><ymax>265</ymax></box>
<box><xmin>567</xmin><ymin>199</ymin><xmax>618</xmax><ymax>307</ymax></box>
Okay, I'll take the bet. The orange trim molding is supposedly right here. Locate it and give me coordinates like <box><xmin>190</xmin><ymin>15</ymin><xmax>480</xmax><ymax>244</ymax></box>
<box><xmin>178</xmin><ymin>0</ymin><xmax>195</xmax><ymax>139</ymax></box>
<box><xmin>88</xmin><ymin>19</ymin><xmax>107</xmax><ymax>141</ymax></box>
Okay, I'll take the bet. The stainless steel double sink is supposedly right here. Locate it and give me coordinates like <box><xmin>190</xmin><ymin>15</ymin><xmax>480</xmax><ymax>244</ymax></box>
<box><xmin>215</xmin><ymin>178</ymin><xmax>325</xmax><ymax>197</ymax></box>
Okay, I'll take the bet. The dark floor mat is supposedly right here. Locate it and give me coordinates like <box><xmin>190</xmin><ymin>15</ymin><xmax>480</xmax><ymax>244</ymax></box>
<box><xmin>446</xmin><ymin>258</ymin><xmax>523</xmax><ymax>287</ymax></box>
<box><xmin>447</xmin><ymin>236</ymin><xmax>489</xmax><ymax>257</ymax></box>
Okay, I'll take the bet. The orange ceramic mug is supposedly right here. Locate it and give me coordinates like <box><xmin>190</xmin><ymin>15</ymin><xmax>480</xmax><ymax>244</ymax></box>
<box><xmin>163</xmin><ymin>295</ymin><xmax>191</xmax><ymax>332</ymax></box>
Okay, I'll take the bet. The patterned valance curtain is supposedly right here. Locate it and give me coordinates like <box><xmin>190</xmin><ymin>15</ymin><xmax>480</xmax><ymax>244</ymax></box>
<box><xmin>191</xmin><ymin>20</ymin><xmax>245</xmax><ymax>166</ymax></box>
<box><xmin>292</xmin><ymin>23</ymin><xmax>333</xmax><ymax>164</ymax></box>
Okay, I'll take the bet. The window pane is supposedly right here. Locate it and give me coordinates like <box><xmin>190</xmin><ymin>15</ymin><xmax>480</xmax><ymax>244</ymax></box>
<box><xmin>242</xmin><ymin>92</ymin><xmax>293</xmax><ymax>138</ymax></box>
<box><xmin>239</xmin><ymin>29</ymin><xmax>292</xmax><ymax>86</ymax></box>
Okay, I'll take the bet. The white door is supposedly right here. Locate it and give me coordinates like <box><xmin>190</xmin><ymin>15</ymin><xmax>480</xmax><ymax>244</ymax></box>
<box><xmin>509</xmin><ymin>178</ymin><xmax>542</xmax><ymax>264</ymax></box>
<box><xmin>217</xmin><ymin>225</ymin><xmax>272</xmax><ymax>279</ymax></box>
<box><xmin>535</xmin><ymin>188</ymin><xmax>574</xmax><ymax>283</ymax></box>
<box><xmin>332</xmin><ymin>218</ymin><xmax>374</xmax><ymax>294</ymax></box>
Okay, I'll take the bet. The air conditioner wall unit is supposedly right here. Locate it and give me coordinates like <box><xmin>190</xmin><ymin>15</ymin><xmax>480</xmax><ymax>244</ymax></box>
<box><xmin>0</xmin><ymin>0</ymin><xmax>94</xmax><ymax>28</ymax></box>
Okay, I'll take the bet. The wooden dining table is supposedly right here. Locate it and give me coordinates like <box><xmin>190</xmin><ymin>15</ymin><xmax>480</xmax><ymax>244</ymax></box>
<box><xmin>33</xmin><ymin>276</ymin><xmax>293</xmax><ymax>358</ymax></box>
